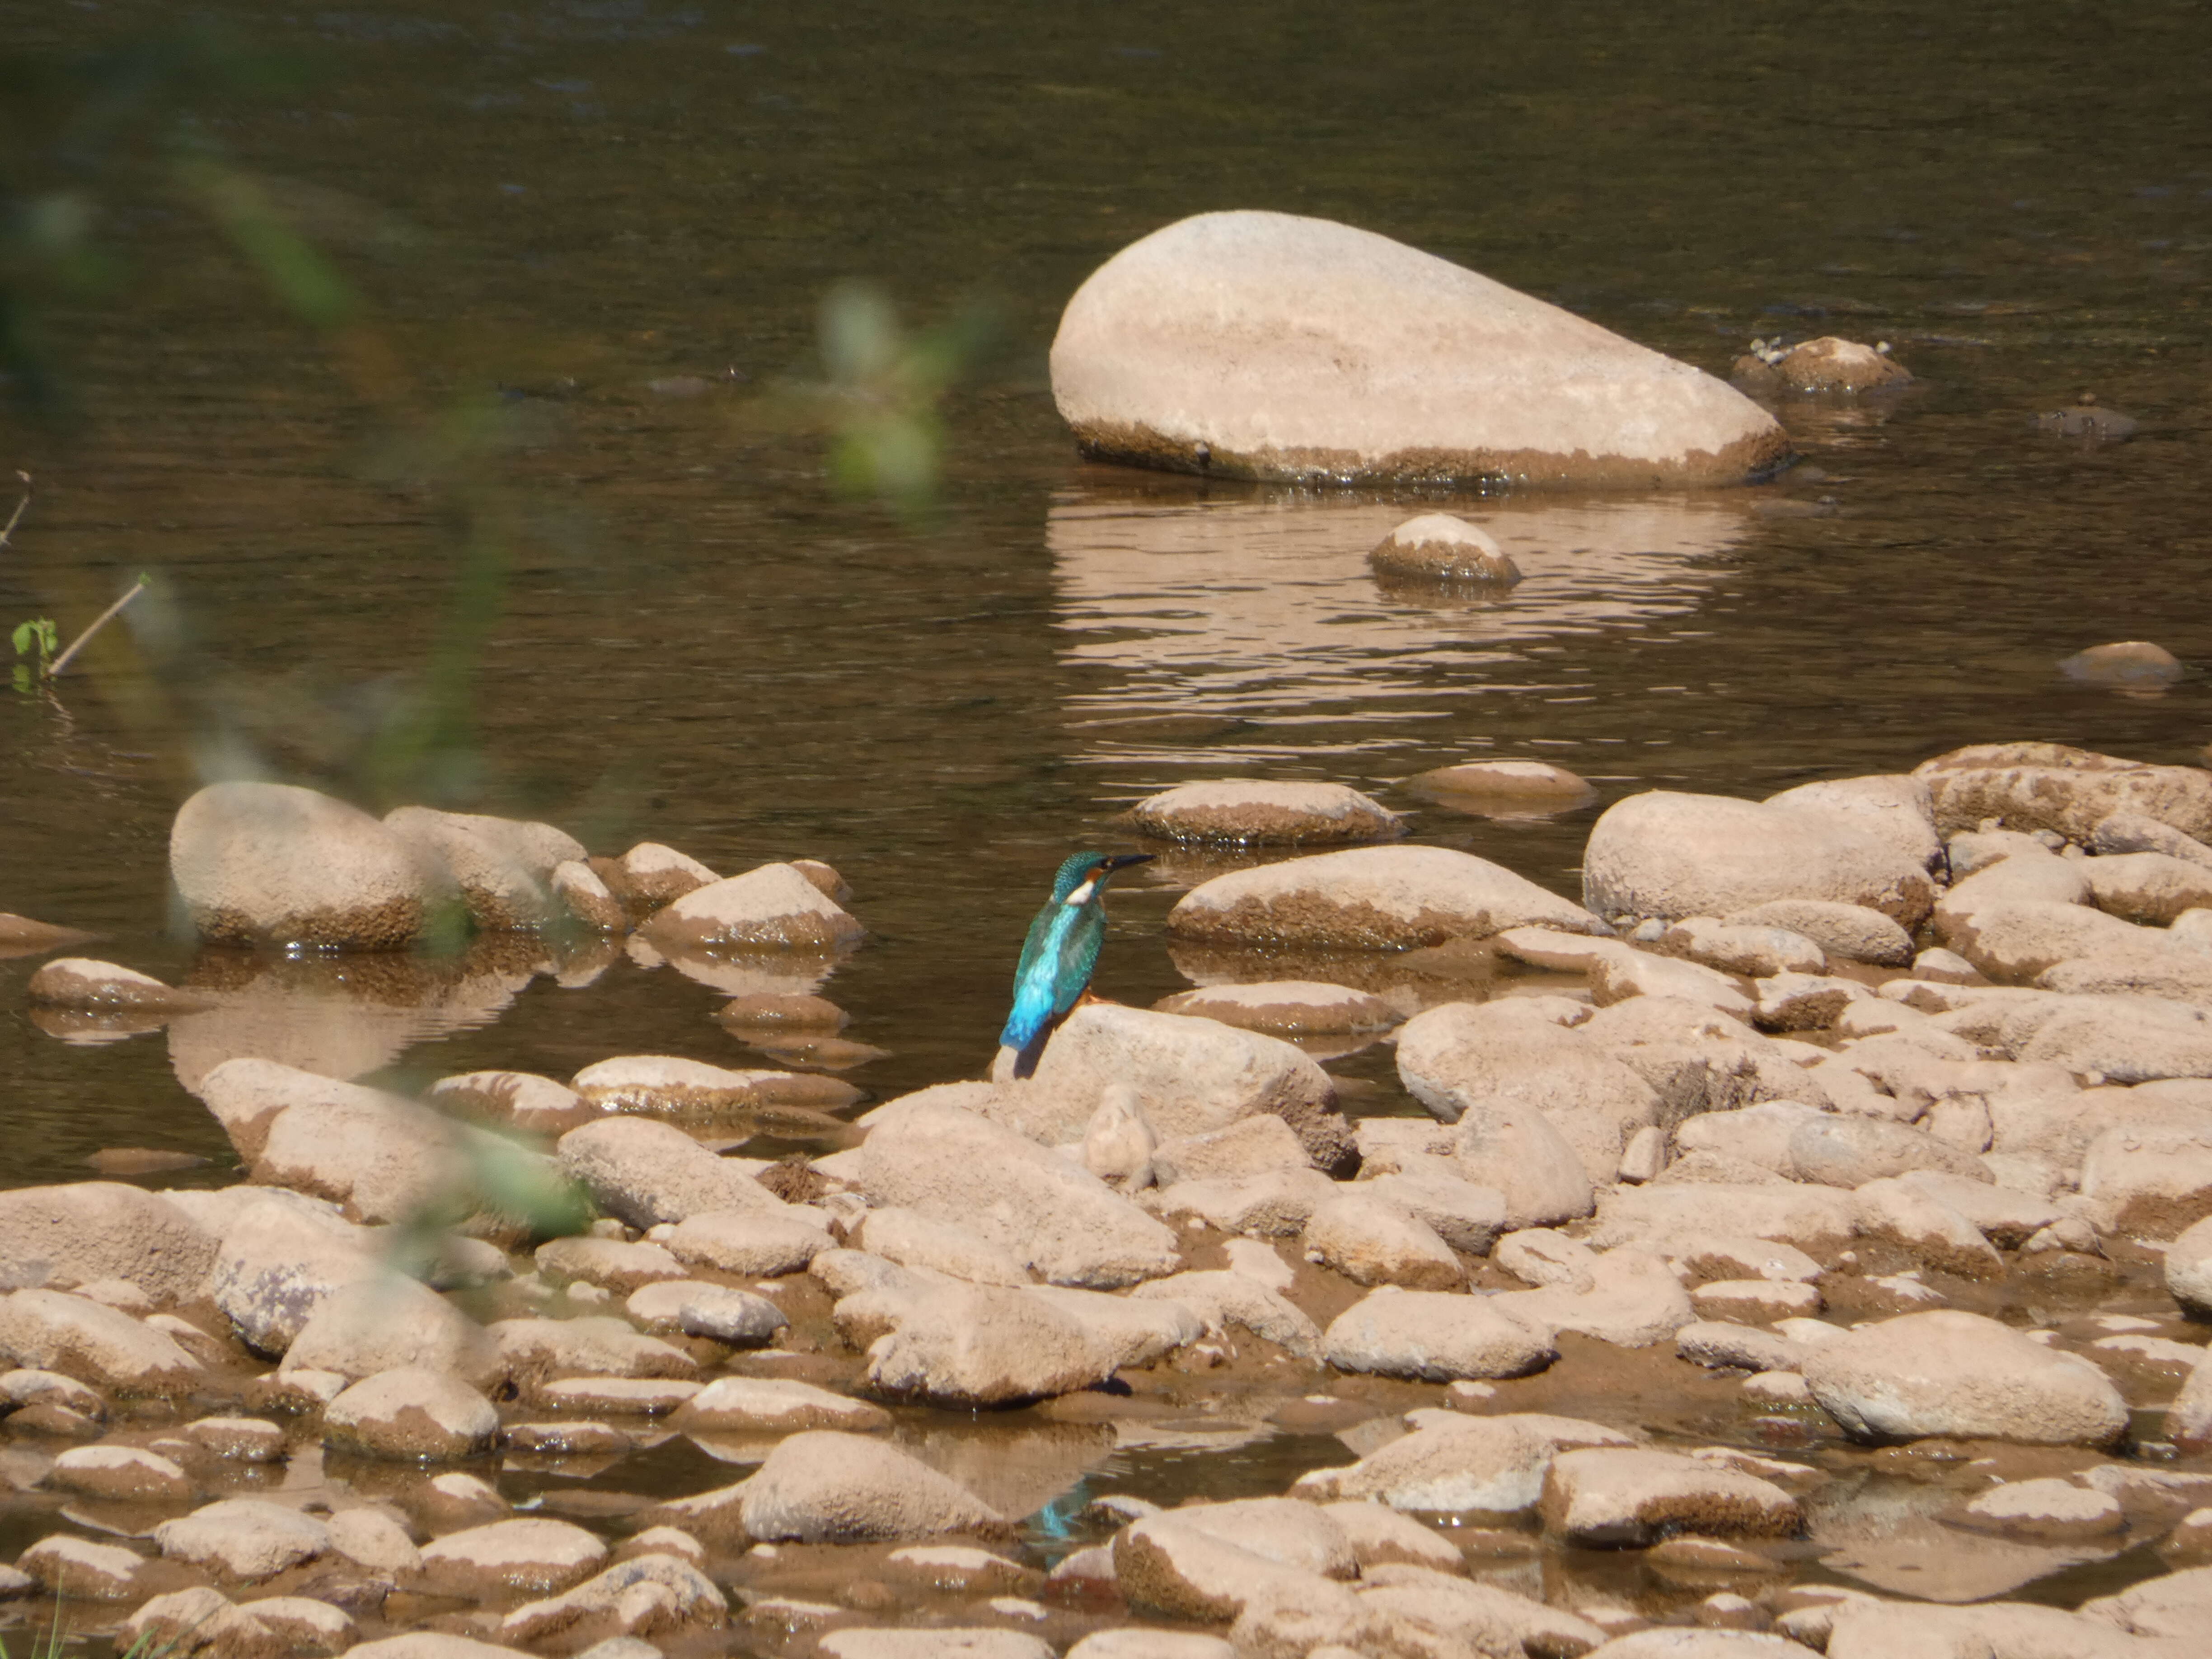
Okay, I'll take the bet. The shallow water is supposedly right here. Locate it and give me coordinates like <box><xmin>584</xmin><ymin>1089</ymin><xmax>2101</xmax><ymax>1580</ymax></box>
<box><xmin>3</xmin><ymin>0</ymin><xmax>2211</xmax><ymax>1627</ymax></box>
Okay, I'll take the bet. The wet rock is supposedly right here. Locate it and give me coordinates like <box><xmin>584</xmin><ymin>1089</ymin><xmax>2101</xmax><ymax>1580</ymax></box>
<box><xmin>856</xmin><ymin>1100</ymin><xmax>1181</xmax><ymax>1288</ymax></box>
<box><xmin>671</xmin><ymin>1376</ymin><xmax>890</xmax><ymax>1434</ymax></box>
<box><xmin>0</xmin><ymin>1288</ymin><xmax>202</xmax><ymax>1392</ymax></box>
<box><xmin>171</xmin><ymin>781</ymin><xmax>459</xmax><ymax>949</ymax></box>
<box><xmin>1492</xmin><ymin>1249</ymin><xmax>1696</xmax><ymax>1348</ymax></box>
<box><xmin>120</xmin><ymin>1587</ymin><xmax>283</xmax><ymax>1659</ymax></box>
<box><xmin>1591</xmin><ymin>948</ymin><xmax>1756</xmax><ymax>1018</ymax></box>
<box><xmin>0</xmin><ymin>911</ymin><xmax>97</xmax><ymax>956</ymax></box>
<box><xmin>1540</xmin><ymin>1448</ymin><xmax>1800</xmax><ymax>1546</ymax></box>
<box><xmin>184</xmin><ymin>1416</ymin><xmax>286</xmax><ymax>1462</ymax></box>
<box><xmin>551</xmin><ymin>858</ymin><xmax>628</xmax><ymax>934</ymax></box>
<box><xmin>1025</xmin><ymin>1005</ymin><xmax>1350</xmax><ymax>1170</ymax></box>
<box><xmin>1753</xmin><ymin>972</ymin><xmax>1872</xmax><ymax>1031</ymax></box>
<box><xmin>1113</xmin><ymin>1511</ymin><xmax>1357</xmax><ymax>1625</ymax></box>
<box><xmin>384</xmin><ymin>806</ymin><xmax>565</xmax><ymax>932</ymax></box>
<box><xmin>2092</xmin><ymin>813</ymin><xmax>2212</xmax><ymax>870</ymax></box>
<box><xmin>536</xmin><ymin>1376</ymin><xmax>701</xmax><ymax>1415</ymax></box>
<box><xmin>1663</xmin><ymin>919</ymin><xmax>1824</xmax><ymax>978</ymax></box>
<box><xmin>2168</xmin><ymin>1214</ymin><xmax>2212</xmax><ymax>1315</ymax></box>
<box><xmin>47</xmin><ymin>1443</ymin><xmax>193</xmax><ymax>1501</ymax></box>
<box><xmin>1321</xmin><ymin>1503</ymin><xmax>1460</xmax><ymax>1572</ymax></box>
<box><xmin>493</xmin><ymin>1316</ymin><xmax>697</xmax><ymax>1388</ymax></box>
<box><xmin>2081</xmin><ymin>852</ymin><xmax>2212</xmax><ymax>925</ymax></box>
<box><xmin>1689</xmin><ymin>1279</ymin><xmax>1821</xmax><ymax>1323</ymax></box>
<box><xmin>1130</xmin><ymin>780</ymin><xmax>1402</xmax><ymax>846</ymax></box>
<box><xmin>626</xmin><ymin>1280</ymin><xmax>788</xmax><ymax>1345</ymax></box>
<box><xmin>2079</xmin><ymin>1124</ymin><xmax>2212</xmax><ymax>1237</ymax></box>
<box><xmin>1917</xmin><ymin>741</ymin><xmax>2212</xmax><ymax>842</ymax></box>
<box><xmin>1747</xmin><ymin>336</ymin><xmax>1909</xmax><ymax>394</ymax></box>
<box><xmin>16</xmin><ymin>1533</ymin><xmax>150</xmax><ymax>1599</ymax></box>
<box><xmin>856</xmin><ymin>1206</ymin><xmax>1033</xmax><ymax>1285</ymax></box>
<box><xmin>695</xmin><ymin>1429</ymin><xmax>1005</xmax><ymax>1544</ymax></box>
<box><xmin>1584</xmin><ymin>790</ymin><xmax>1937</xmax><ymax>928</ymax></box>
<box><xmin>1452</xmin><ymin>1097</ymin><xmax>1597</xmax><ymax>1229</ymax></box>
<box><xmin>26</xmin><ymin>958</ymin><xmax>205</xmax><ymax>1013</ymax></box>
<box><xmin>323</xmin><ymin>1366</ymin><xmax>499</xmax><ymax>1460</ymax></box>
<box><xmin>1948</xmin><ymin>1477</ymin><xmax>2125</xmax><ymax>1542</ymax></box>
<box><xmin>500</xmin><ymin>1552</ymin><xmax>726</xmax><ymax>1645</ymax></box>
<box><xmin>1322</xmin><ymin>1288</ymin><xmax>1556</xmax><ymax>1381</ymax></box>
<box><xmin>420</xmin><ymin>1517</ymin><xmax>608</xmax><ymax>1596</ymax></box>
<box><xmin>1050</xmin><ymin>210</ymin><xmax>1786</xmax><ymax>486</ymax></box>
<box><xmin>1406</xmin><ymin>759</ymin><xmax>1595</xmax><ymax>817</ymax></box>
<box><xmin>1129</xmin><ymin>1269</ymin><xmax>1324</xmax><ymax>1359</ymax></box>
<box><xmin>1358</xmin><ymin>1171</ymin><xmax>1506</xmax><ymax>1255</ymax></box>
<box><xmin>1296</xmin><ymin>1412</ymin><xmax>1631</xmax><ymax>1511</ymax></box>
<box><xmin>1853</xmin><ymin>1178</ymin><xmax>2004</xmax><ymax>1278</ymax></box>
<box><xmin>1151</xmin><ymin>1113</ymin><xmax>1314</xmax><ymax>1188</ymax></box>
<box><xmin>1720</xmin><ymin>900</ymin><xmax>1914</xmax><ymax>968</ymax></box>
<box><xmin>2062</xmin><ymin>640</ymin><xmax>2183</xmax><ymax>689</ymax></box>
<box><xmin>1399</xmin><ymin>1001</ymin><xmax>1659</xmax><ymax>1185</ymax></box>
<box><xmin>1590</xmin><ymin>1183</ymin><xmax>1860</xmax><ymax>1257</ymax></box>
<box><xmin>1368</xmin><ymin>514</ymin><xmax>1522</xmax><ymax>584</ymax></box>
<box><xmin>1789</xmin><ymin>1115</ymin><xmax>1991</xmax><ymax>1189</ymax></box>
<box><xmin>427</xmin><ymin>1069</ymin><xmax>592</xmax><ymax>1136</ymax></box>
<box><xmin>1154</xmin><ymin>980</ymin><xmax>1397</xmax><ymax>1035</ymax></box>
<box><xmin>284</xmin><ymin>1276</ymin><xmax>500</xmax><ymax>1383</ymax></box>
<box><xmin>558</xmin><ymin>1118</ymin><xmax>787</xmax><ymax>1227</ymax></box>
<box><xmin>155</xmin><ymin>1498</ymin><xmax>331</xmax><ymax>1582</ymax></box>
<box><xmin>1802</xmin><ymin>1310</ymin><xmax>2127</xmax><ymax>1445</ymax></box>
<box><xmin>1675</xmin><ymin>1321</ymin><xmax>1805</xmax><ymax>1373</ymax></box>
<box><xmin>661</xmin><ymin>1209</ymin><xmax>832</xmax><ymax>1276</ymax></box>
<box><xmin>859</xmin><ymin>1281</ymin><xmax>1195</xmax><ymax>1407</ymax></box>
<box><xmin>571</xmin><ymin>1053</ymin><xmax>858</xmax><ymax>1118</ymax></box>
<box><xmin>638</xmin><ymin>862</ymin><xmax>862</xmax><ymax>952</ymax></box>
<box><xmin>537</xmin><ymin>1236</ymin><xmax>686</xmax><ymax>1293</ymax></box>
<box><xmin>0</xmin><ymin>1182</ymin><xmax>216</xmax><ymax>1305</ymax></box>
<box><xmin>1303</xmin><ymin>1192</ymin><xmax>1462</xmax><ymax>1289</ymax></box>
<box><xmin>609</xmin><ymin>842</ymin><xmax>719</xmax><ymax>907</ymax></box>
<box><xmin>201</xmin><ymin>1200</ymin><xmax>383</xmax><ymax>1355</ymax></box>
<box><xmin>1167</xmin><ymin>844</ymin><xmax>1607</xmax><ymax>951</ymax></box>
<box><xmin>821</xmin><ymin>1635</ymin><xmax>1048</xmax><ymax>1659</ymax></box>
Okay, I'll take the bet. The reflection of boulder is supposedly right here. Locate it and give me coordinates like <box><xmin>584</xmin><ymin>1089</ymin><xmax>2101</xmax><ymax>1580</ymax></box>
<box><xmin>1166</xmin><ymin>937</ymin><xmax>1501</xmax><ymax>1015</ymax></box>
<box><xmin>1047</xmin><ymin>491</ymin><xmax>1748</xmax><ymax>760</ymax></box>
<box><xmin>899</xmin><ymin>1418</ymin><xmax>1116</xmax><ymax>1525</ymax></box>
<box><xmin>645</xmin><ymin>939</ymin><xmax>847</xmax><ymax>1001</ymax></box>
<box><xmin>167</xmin><ymin>939</ymin><xmax>544</xmax><ymax>1092</ymax></box>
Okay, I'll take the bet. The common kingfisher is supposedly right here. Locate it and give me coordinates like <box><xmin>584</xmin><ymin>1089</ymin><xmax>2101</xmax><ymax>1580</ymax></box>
<box><xmin>997</xmin><ymin>850</ymin><xmax>1155</xmax><ymax>1079</ymax></box>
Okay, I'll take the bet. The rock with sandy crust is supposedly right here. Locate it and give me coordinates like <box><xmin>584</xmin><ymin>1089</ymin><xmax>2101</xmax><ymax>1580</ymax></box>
<box><xmin>1539</xmin><ymin>1447</ymin><xmax>1800</xmax><ymax>1546</ymax></box>
<box><xmin>1167</xmin><ymin>843</ymin><xmax>1607</xmax><ymax>951</ymax></box>
<box><xmin>154</xmin><ymin>1498</ymin><xmax>332</xmax><ymax>1583</ymax></box>
<box><xmin>1130</xmin><ymin>780</ymin><xmax>1402</xmax><ymax>846</ymax></box>
<box><xmin>1916</xmin><ymin>741</ymin><xmax>2212</xmax><ymax>842</ymax></box>
<box><xmin>0</xmin><ymin>1288</ymin><xmax>202</xmax><ymax>1393</ymax></box>
<box><xmin>1726</xmin><ymin>899</ymin><xmax>1914</xmax><ymax>967</ymax></box>
<box><xmin>558</xmin><ymin>1118</ymin><xmax>786</xmax><ymax>1228</ymax></box>
<box><xmin>0</xmin><ymin>1182</ymin><xmax>216</xmax><ymax>1306</ymax></box>
<box><xmin>1322</xmin><ymin>1289</ymin><xmax>1555</xmax><ymax>1382</ymax></box>
<box><xmin>638</xmin><ymin>862</ymin><xmax>862</xmax><ymax>953</ymax></box>
<box><xmin>676</xmin><ymin>1430</ymin><xmax>1005</xmax><ymax>1545</ymax></box>
<box><xmin>323</xmin><ymin>1366</ymin><xmax>499</xmax><ymax>1461</ymax></box>
<box><xmin>1302</xmin><ymin>1192</ymin><xmax>1462</xmax><ymax>1289</ymax></box>
<box><xmin>1368</xmin><ymin>513</ymin><xmax>1523</xmax><ymax>584</ymax></box>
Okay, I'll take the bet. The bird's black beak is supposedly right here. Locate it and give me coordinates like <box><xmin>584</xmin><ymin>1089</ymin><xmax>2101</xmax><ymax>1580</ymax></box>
<box><xmin>1101</xmin><ymin>853</ymin><xmax>1156</xmax><ymax>874</ymax></box>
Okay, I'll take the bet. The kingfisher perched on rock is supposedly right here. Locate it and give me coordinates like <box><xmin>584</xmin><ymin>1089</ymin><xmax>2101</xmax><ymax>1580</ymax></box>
<box><xmin>996</xmin><ymin>850</ymin><xmax>1155</xmax><ymax>1079</ymax></box>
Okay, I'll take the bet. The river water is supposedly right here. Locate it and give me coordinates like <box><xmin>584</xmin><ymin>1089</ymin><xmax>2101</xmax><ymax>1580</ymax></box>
<box><xmin>1</xmin><ymin>0</ymin><xmax>2209</xmax><ymax>1620</ymax></box>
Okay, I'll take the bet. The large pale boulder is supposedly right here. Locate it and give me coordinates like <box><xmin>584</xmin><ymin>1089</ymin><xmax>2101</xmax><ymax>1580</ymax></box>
<box><xmin>1917</xmin><ymin>742</ymin><xmax>2212</xmax><ymax>841</ymax></box>
<box><xmin>206</xmin><ymin>1196</ymin><xmax>385</xmax><ymax>1354</ymax></box>
<box><xmin>638</xmin><ymin>862</ymin><xmax>862</xmax><ymax>952</ymax></box>
<box><xmin>0</xmin><ymin>1288</ymin><xmax>202</xmax><ymax>1392</ymax></box>
<box><xmin>170</xmin><ymin>781</ymin><xmax>457</xmax><ymax>950</ymax></box>
<box><xmin>558</xmin><ymin>1118</ymin><xmax>785</xmax><ymax>1227</ymax></box>
<box><xmin>1322</xmin><ymin>1289</ymin><xmax>1556</xmax><ymax>1382</ymax></box>
<box><xmin>1583</xmin><ymin>791</ymin><xmax>1938</xmax><ymax>928</ymax></box>
<box><xmin>1398</xmin><ymin>1000</ymin><xmax>1660</xmax><ymax>1183</ymax></box>
<box><xmin>0</xmin><ymin>1184</ymin><xmax>215</xmax><ymax>1305</ymax></box>
<box><xmin>1026</xmin><ymin>1005</ymin><xmax>1350</xmax><ymax>1169</ymax></box>
<box><xmin>1801</xmin><ymin>1310</ymin><xmax>2128</xmax><ymax>1445</ymax></box>
<box><xmin>283</xmin><ymin>1277</ymin><xmax>499</xmax><ymax>1384</ymax></box>
<box><xmin>722</xmin><ymin>1430</ymin><xmax>1006</xmax><ymax>1544</ymax></box>
<box><xmin>858</xmin><ymin>1281</ymin><xmax>1196</xmax><ymax>1408</ymax></box>
<box><xmin>1167</xmin><ymin>844</ymin><xmax>1605</xmax><ymax>950</ymax></box>
<box><xmin>1763</xmin><ymin>774</ymin><xmax>1944</xmax><ymax>871</ymax></box>
<box><xmin>856</xmin><ymin>1101</ymin><xmax>1180</xmax><ymax>1288</ymax></box>
<box><xmin>384</xmin><ymin>806</ymin><xmax>579</xmax><ymax>933</ymax></box>
<box><xmin>1050</xmin><ymin>210</ymin><xmax>1787</xmax><ymax>487</ymax></box>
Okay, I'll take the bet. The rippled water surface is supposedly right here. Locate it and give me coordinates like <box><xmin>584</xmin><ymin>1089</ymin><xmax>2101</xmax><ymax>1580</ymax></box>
<box><xmin>1</xmin><ymin>0</ymin><xmax>2210</xmax><ymax>1613</ymax></box>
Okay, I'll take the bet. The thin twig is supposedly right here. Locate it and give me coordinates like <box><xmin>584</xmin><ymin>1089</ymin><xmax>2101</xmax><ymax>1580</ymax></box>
<box><xmin>0</xmin><ymin>472</ymin><xmax>29</xmax><ymax>550</ymax></box>
<box><xmin>48</xmin><ymin>579</ymin><xmax>146</xmax><ymax>677</ymax></box>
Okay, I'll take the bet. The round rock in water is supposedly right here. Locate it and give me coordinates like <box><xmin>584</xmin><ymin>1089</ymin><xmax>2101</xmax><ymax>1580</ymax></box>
<box><xmin>1129</xmin><ymin>780</ymin><xmax>1402</xmax><ymax>846</ymax></box>
<box><xmin>2059</xmin><ymin>640</ymin><xmax>2183</xmax><ymax>688</ymax></box>
<box><xmin>1368</xmin><ymin>514</ymin><xmax>1522</xmax><ymax>584</ymax></box>
<box><xmin>1050</xmin><ymin>210</ymin><xmax>1788</xmax><ymax>487</ymax></box>
<box><xmin>1405</xmin><ymin>759</ymin><xmax>1595</xmax><ymax>818</ymax></box>
<box><xmin>1740</xmin><ymin>336</ymin><xmax>1911</xmax><ymax>394</ymax></box>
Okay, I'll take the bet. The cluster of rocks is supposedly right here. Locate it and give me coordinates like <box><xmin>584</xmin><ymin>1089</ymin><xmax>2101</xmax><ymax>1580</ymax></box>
<box><xmin>6</xmin><ymin>737</ymin><xmax>2212</xmax><ymax>1658</ymax></box>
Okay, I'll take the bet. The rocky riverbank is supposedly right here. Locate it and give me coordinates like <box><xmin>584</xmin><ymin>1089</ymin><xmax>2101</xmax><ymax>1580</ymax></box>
<box><xmin>4</xmin><ymin>743</ymin><xmax>2212</xmax><ymax>1659</ymax></box>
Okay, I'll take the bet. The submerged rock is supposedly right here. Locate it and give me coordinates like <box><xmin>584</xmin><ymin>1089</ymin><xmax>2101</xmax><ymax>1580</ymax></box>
<box><xmin>2062</xmin><ymin>640</ymin><xmax>2184</xmax><ymax>689</ymax></box>
<box><xmin>1404</xmin><ymin>759</ymin><xmax>1596</xmax><ymax>817</ymax></box>
<box><xmin>1129</xmin><ymin>780</ymin><xmax>1402</xmax><ymax>846</ymax></box>
<box><xmin>26</xmin><ymin>958</ymin><xmax>207</xmax><ymax>1012</ymax></box>
<box><xmin>1050</xmin><ymin>210</ymin><xmax>1787</xmax><ymax>487</ymax></box>
<box><xmin>1368</xmin><ymin>514</ymin><xmax>1523</xmax><ymax>584</ymax></box>
<box><xmin>1737</xmin><ymin>336</ymin><xmax>1909</xmax><ymax>394</ymax></box>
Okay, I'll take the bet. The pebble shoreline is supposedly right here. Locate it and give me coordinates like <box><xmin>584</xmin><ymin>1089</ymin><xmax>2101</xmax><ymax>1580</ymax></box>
<box><xmin>4</xmin><ymin>742</ymin><xmax>2212</xmax><ymax>1659</ymax></box>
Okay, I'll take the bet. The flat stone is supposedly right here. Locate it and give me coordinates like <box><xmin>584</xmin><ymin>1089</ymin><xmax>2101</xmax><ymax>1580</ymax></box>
<box><xmin>1296</xmin><ymin>1412</ymin><xmax>1633</xmax><ymax>1513</ymax></box>
<box><xmin>419</xmin><ymin>1517</ymin><xmax>609</xmax><ymax>1596</ymax></box>
<box><xmin>558</xmin><ymin>1118</ymin><xmax>788</xmax><ymax>1228</ymax></box>
<box><xmin>661</xmin><ymin>1209</ymin><xmax>833</xmax><ymax>1276</ymax></box>
<box><xmin>1539</xmin><ymin>1447</ymin><xmax>1800</xmax><ymax>1546</ymax></box>
<box><xmin>323</xmin><ymin>1367</ymin><xmax>499</xmax><ymax>1460</ymax></box>
<box><xmin>1153</xmin><ymin>980</ymin><xmax>1398</xmax><ymax>1036</ymax></box>
<box><xmin>1949</xmin><ymin>1477</ymin><xmax>2125</xmax><ymax>1542</ymax></box>
<box><xmin>1802</xmin><ymin>1310</ymin><xmax>2127</xmax><ymax>1446</ymax></box>
<box><xmin>155</xmin><ymin>1498</ymin><xmax>331</xmax><ymax>1582</ymax></box>
<box><xmin>1129</xmin><ymin>781</ymin><xmax>1402</xmax><ymax>846</ymax></box>
<box><xmin>1322</xmin><ymin>1289</ymin><xmax>1555</xmax><ymax>1382</ymax></box>
<box><xmin>671</xmin><ymin>1376</ymin><xmax>891</xmax><ymax>1435</ymax></box>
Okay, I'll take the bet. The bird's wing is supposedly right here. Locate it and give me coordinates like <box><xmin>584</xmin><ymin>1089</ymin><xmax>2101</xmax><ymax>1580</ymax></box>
<box><xmin>999</xmin><ymin>903</ymin><xmax>1069</xmax><ymax>1051</ymax></box>
<box><xmin>1050</xmin><ymin>904</ymin><xmax>1108</xmax><ymax>1019</ymax></box>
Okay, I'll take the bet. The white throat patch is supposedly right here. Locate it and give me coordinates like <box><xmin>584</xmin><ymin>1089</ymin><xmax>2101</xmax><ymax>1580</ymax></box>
<box><xmin>1063</xmin><ymin>878</ymin><xmax>1098</xmax><ymax>906</ymax></box>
